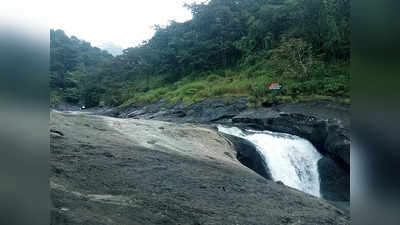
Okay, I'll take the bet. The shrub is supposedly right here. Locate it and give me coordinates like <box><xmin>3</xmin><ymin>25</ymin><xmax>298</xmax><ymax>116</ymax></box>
<box><xmin>181</xmin><ymin>83</ymin><xmax>207</xmax><ymax>95</ymax></box>
<box><xmin>276</xmin><ymin>95</ymin><xmax>293</xmax><ymax>104</ymax></box>
<box><xmin>207</xmin><ymin>74</ymin><xmax>220</xmax><ymax>82</ymax></box>
<box><xmin>50</xmin><ymin>90</ymin><xmax>63</xmax><ymax>106</ymax></box>
<box><xmin>269</xmin><ymin>37</ymin><xmax>316</xmax><ymax>80</ymax></box>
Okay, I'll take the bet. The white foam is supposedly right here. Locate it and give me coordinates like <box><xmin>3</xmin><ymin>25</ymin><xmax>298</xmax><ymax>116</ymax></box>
<box><xmin>218</xmin><ymin>125</ymin><xmax>322</xmax><ymax>197</ymax></box>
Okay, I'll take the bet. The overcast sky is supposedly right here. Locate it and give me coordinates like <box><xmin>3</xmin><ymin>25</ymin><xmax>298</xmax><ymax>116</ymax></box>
<box><xmin>47</xmin><ymin>0</ymin><xmax>206</xmax><ymax>49</ymax></box>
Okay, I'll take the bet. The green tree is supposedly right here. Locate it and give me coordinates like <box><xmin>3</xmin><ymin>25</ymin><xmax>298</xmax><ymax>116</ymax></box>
<box><xmin>270</xmin><ymin>37</ymin><xmax>316</xmax><ymax>80</ymax></box>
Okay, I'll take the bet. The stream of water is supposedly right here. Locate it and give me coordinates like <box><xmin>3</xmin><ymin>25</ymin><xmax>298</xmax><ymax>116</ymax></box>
<box><xmin>218</xmin><ymin>125</ymin><xmax>322</xmax><ymax>197</ymax></box>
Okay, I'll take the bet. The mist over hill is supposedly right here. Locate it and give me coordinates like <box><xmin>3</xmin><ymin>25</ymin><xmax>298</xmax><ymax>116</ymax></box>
<box><xmin>99</xmin><ymin>42</ymin><xmax>123</xmax><ymax>56</ymax></box>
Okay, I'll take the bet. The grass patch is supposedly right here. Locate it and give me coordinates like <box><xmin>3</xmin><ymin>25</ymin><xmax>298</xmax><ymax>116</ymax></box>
<box><xmin>120</xmin><ymin>60</ymin><xmax>350</xmax><ymax>106</ymax></box>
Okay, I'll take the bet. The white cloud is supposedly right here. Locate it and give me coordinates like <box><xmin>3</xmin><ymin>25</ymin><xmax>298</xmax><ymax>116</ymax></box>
<box><xmin>47</xmin><ymin>0</ymin><xmax>204</xmax><ymax>48</ymax></box>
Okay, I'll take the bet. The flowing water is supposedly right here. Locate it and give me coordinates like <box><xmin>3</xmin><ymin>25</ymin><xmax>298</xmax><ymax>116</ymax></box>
<box><xmin>217</xmin><ymin>125</ymin><xmax>322</xmax><ymax>197</ymax></box>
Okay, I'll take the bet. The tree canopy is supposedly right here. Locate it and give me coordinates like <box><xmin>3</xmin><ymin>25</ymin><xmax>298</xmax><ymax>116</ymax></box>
<box><xmin>50</xmin><ymin>29</ymin><xmax>113</xmax><ymax>106</ymax></box>
<box><xmin>51</xmin><ymin>0</ymin><xmax>350</xmax><ymax>107</ymax></box>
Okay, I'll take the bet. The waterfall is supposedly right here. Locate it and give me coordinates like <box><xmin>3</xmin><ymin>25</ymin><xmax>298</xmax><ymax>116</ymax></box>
<box><xmin>218</xmin><ymin>125</ymin><xmax>322</xmax><ymax>197</ymax></box>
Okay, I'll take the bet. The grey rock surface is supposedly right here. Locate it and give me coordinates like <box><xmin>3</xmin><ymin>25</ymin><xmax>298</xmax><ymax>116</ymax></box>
<box><xmin>50</xmin><ymin>111</ymin><xmax>350</xmax><ymax>225</ymax></box>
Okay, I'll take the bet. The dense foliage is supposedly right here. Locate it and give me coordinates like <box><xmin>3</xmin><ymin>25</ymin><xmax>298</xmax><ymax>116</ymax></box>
<box><xmin>50</xmin><ymin>29</ymin><xmax>113</xmax><ymax>106</ymax></box>
<box><xmin>51</xmin><ymin>0</ymin><xmax>350</xmax><ymax>107</ymax></box>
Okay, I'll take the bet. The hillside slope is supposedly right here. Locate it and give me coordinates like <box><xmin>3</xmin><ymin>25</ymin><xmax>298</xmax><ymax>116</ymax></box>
<box><xmin>51</xmin><ymin>0</ymin><xmax>350</xmax><ymax>108</ymax></box>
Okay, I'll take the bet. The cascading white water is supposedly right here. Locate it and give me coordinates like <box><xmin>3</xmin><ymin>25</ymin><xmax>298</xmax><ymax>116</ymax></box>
<box><xmin>218</xmin><ymin>125</ymin><xmax>322</xmax><ymax>197</ymax></box>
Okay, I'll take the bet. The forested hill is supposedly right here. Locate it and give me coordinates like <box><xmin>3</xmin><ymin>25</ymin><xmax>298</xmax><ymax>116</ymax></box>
<box><xmin>50</xmin><ymin>29</ymin><xmax>113</xmax><ymax>106</ymax></box>
<box><xmin>51</xmin><ymin>0</ymin><xmax>350</xmax><ymax>108</ymax></box>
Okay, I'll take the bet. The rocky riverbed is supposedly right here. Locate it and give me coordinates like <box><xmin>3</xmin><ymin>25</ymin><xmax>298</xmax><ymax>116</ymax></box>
<box><xmin>103</xmin><ymin>99</ymin><xmax>349</xmax><ymax>169</ymax></box>
<box><xmin>97</xmin><ymin>99</ymin><xmax>350</xmax><ymax>202</ymax></box>
<box><xmin>50</xmin><ymin>108</ymin><xmax>350</xmax><ymax>225</ymax></box>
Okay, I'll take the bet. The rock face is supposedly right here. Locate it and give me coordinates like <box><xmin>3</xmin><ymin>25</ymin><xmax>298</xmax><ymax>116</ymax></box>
<box><xmin>222</xmin><ymin>134</ymin><xmax>272</xmax><ymax>180</ymax></box>
<box><xmin>50</xmin><ymin>111</ymin><xmax>350</xmax><ymax>225</ymax></box>
<box><xmin>318</xmin><ymin>157</ymin><xmax>350</xmax><ymax>202</ymax></box>
<box><xmin>103</xmin><ymin>97</ymin><xmax>248</xmax><ymax>123</ymax></box>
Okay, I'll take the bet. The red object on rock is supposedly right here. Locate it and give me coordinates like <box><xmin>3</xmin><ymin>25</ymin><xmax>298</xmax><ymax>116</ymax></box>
<box><xmin>269</xmin><ymin>82</ymin><xmax>282</xmax><ymax>90</ymax></box>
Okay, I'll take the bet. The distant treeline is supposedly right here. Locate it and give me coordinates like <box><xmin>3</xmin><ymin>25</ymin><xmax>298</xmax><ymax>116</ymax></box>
<box><xmin>51</xmin><ymin>0</ymin><xmax>350</xmax><ymax>107</ymax></box>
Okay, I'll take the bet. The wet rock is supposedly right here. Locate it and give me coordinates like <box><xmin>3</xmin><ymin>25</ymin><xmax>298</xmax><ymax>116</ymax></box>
<box><xmin>171</xmin><ymin>110</ymin><xmax>186</xmax><ymax>118</ymax></box>
<box><xmin>324</xmin><ymin>125</ymin><xmax>350</xmax><ymax>168</ymax></box>
<box><xmin>262</xmin><ymin>99</ymin><xmax>279</xmax><ymax>108</ymax></box>
<box><xmin>222</xmin><ymin>134</ymin><xmax>272</xmax><ymax>180</ymax></box>
<box><xmin>318</xmin><ymin>157</ymin><xmax>350</xmax><ymax>202</ymax></box>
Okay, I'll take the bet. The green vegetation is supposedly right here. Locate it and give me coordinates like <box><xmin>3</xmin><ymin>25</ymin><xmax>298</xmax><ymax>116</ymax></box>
<box><xmin>50</xmin><ymin>29</ymin><xmax>113</xmax><ymax>107</ymax></box>
<box><xmin>51</xmin><ymin>0</ymin><xmax>350</xmax><ymax>107</ymax></box>
<box><xmin>123</xmin><ymin>58</ymin><xmax>349</xmax><ymax>106</ymax></box>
